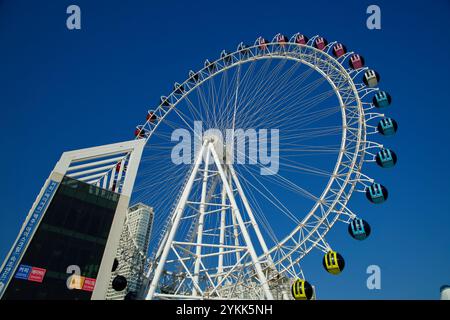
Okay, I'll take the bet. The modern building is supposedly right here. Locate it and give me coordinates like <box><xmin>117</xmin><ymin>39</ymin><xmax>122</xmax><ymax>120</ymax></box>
<box><xmin>0</xmin><ymin>139</ymin><xmax>145</xmax><ymax>300</ymax></box>
<box><xmin>106</xmin><ymin>203</ymin><xmax>153</xmax><ymax>300</ymax></box>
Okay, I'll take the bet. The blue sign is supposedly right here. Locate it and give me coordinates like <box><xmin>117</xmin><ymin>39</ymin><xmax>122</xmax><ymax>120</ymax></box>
<box><xmin>0</xmin><ymin>180</ymin><xmax>59</xmax><ymax>297</ymax></box>
<box><xmin>14</xmin><ymin>264</ymin><xmax>32</xmax><ymax>280</ymax></box>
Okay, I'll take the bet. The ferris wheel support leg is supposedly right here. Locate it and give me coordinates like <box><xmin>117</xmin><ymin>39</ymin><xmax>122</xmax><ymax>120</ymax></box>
<box><xmin>227</xmin><ymin>170</ymin><xmax>242</xmax><ymax>264</ymax></box>
<box><xmin>209</xmin><ymin>144</ymin><xmax>274</xmax><ymax>300</ymax></box>
<box><xmin>217</xmin><ymin>170</ymin><xmax>227</xmax><ymax>284</ymax></box>
<box><xmin>228</xmin><ymin>165</ymin><xmax>275</xmax><ymax>268</ymax></box>
<box><xmin>145</xmin><ymin>141</ymin><xmax>208</xmax><ymax>300</ymax></box>
<box><xmin>192</xmin><ymin>149</ymin><xmax>211</xmax><ymax>296</ymax></box>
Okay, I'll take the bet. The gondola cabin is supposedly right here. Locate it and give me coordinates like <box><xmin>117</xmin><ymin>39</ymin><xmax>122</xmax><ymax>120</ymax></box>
<box><xmin>238</xmin><ymin>43</ymin><xmax>250</xmax><ymax>56</ymax></box>
<box><xmin>349</xmin><ymin>54</ymin><xmax>365</xmax><ymax>70</ymax></box>
<box><xmin>205</xmin><ymin>59</ymin><xmax>216</xmax><ymax>72</ymax></box>
<box><xmin>174</xmin><ymin>83</ymin><xmax>185</xmax><ymax>95</ymax></box>
<box><xmin>221</xmin><ymin>50</ymin><xmax>232</xmax><ymax>64</ymax></box>
<box><xmin>276</xmin><ymin>34</ymin><xmax>288</xmax><ymax>47</ymax></box>
<box><xmin>363</xmin><ymin>70</ymin><xmax>380</xmax><ymax>87</ymax></box>
<box><xmin>291</xmin><ymin>279</ymin><xmax>314</xmax><ymax>300</ymax></box>
<box><xmin>333</xmin><ymin>43</ymin><xmax>347</xmax><ymax>57</ymax></box>
<box><xmin>257</xmin><ymin>37</ymin><xmax>268</xmax><ymax>50</ymax></box>
<box><xmin>377</xmin><ymin>118</ymin><xmax>398</xmax><ymax>136</ymax></box>
<box><xmin>189</xmin><ymin>70</ymin><xmax>200</xmax><ymax>83</ymax></box>
<box><xmin>366</xmin><ymin>183</ymin><xmax>388</xmax><ymax>204</ymax></box>
<box><xmin>348</xmin><ymin>218</ymin><xmax>371</xmax><ymax>240</ymax></box>
<box><xmin>314</xmin><ymin>37</ymin><xmax>328</xmax><ymax>50</ymax></box>
<box><xmin>294</xmin><ymin>34</ymin><xmax>308</xmax><ymax>45</ymax></box>
<box><xmin>134</xmin><ymin>126</ymin><xmax>149</xmax><ymax>139</ymax></box>
<box><xmin>160</xmin><ymin>96</ymin><xmax>171</xmax><ymax>107</ymax></box>
<box><xmin>146</xmin><ymin>111</ymin><xmax>157</xmax><ymax>123</ymax></box>
<box><xmin>323</xmin><ymin>251</ymin><xmax>345</xmax><ymax>275</ymax></box>
<box><xmin>373</xmin><ymin>91</ymin><xmax>392</xmax><ymax>108</ymax></box>
<box><xmin>375</xmin><ymin>148</ymin><xmax>397</xmax><ymax>168</ymax></box>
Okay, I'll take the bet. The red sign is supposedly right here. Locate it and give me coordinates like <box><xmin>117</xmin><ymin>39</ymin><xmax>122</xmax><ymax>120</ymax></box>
<box><xmin>28</xmin><ymin>267</ymin><xmax>46</xmax><ymax>283</ymax></box>
<box><xmin>82</xmin><ymin>277</ymin><xmax>96</xmax><ymax>292</ymax></box>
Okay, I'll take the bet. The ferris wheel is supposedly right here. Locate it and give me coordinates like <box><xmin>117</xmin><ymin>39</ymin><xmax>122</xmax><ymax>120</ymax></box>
<box><xmin>129</xmin><ymin>33</ymin><xmax>398</xmax><ymax>300</ymax></box>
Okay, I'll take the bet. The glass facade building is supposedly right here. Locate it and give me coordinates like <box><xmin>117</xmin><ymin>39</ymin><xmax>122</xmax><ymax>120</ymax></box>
<box><xmin>2</xmin><ymin>176</ymin><xmax>119</xmax><ymax>300</ymax></box>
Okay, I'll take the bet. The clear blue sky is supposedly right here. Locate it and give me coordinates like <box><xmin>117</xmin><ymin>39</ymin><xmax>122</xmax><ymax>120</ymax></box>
<box><xmin>0</xmin><ymin>0</ymin><xmax>449</xmax><ymax>299</ymax></box>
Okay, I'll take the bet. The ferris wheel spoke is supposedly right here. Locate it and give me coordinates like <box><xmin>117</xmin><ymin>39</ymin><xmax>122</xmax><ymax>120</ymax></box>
<box><xmin>242</xmin><ymin>164</ymin><xmax>322</xmax><ymax>217</ymax></box>
<box><xmin>234</xmin><ymin>165</ymin><xmax>302</xmax><ymax>224</ymax></box>
<box><xmin>232</xmin><ymin>60</ymin><xmax>274</xmax><ymax>118</ymax></box>
<box><xmin>232</xmin><ymin>142</ymin><xmax>324</xmax><ymax>202</ymax></box>
<box><xmin>277</xmin><ymin>143</ymin><xmax>340</xmax><ymax>152</ymax></box>
<box><xmin>275</xmin><ymin>89</ymin><xmax>337</xmax><ymax>122</ymax></box>
<box><xmin>134</xmin><ymin>167</ymin><xmax>186</xmax><ymax>190</ymax></box>
<box><xmin>215</xmin><ymin>70</ymin><xmax>232</xmax><ymax>130</ymax></box>
<box><xmin>275</xmin><ymin>126</ymin><xmax>342</xmax><ymax>141</ymax></box>
<box><xmin>245</xmin><ymin>87</ymin><xmax>338</xmax><ymax>131</ymax></box>
<box><xmin>216</xmin><ymin>66</ymin><xmax>243</xmax><ymax>130</ymax></box>
<box><xmin>242</xmin><ymin>93</ymin><xmax>336</xmax><ymax>133</ymax></box>
<box><xmin>235</xmin><ymin>60</ymin><xmax>291</xmax><ymax>122</ymax></box>
<box><xmin>237</xmin><ymin>60</ymin><xmax>297</xmax><ymax>115</ymax></box>
<box><xmin>183</xmin><ymin>95</ymin><xmax>205</xmax><ymax>123</ymax></box>
<box><xmin>235</xmin><ymin>58</ymin><xmax>273</xmax><ymax>104</ymax></box>
<box><xmin>138</xmin><ymin>171</ymin><xmax>188</xmax><ymax>206</ymax></box>
<box><xmin>195</xmin><ymin>80</ymin><xmax>215</xmax><ymax>128</ymax></box>
<box><xmin>284</xmin><ymin>106</ymin><xmax>340</xmax><ymax>132</ymax></box>
<box><xmin>241</xmin><ymin>65</ymin><xmax>316</xmax><ymax>120</ymax></box>
<box><xmin>276</xmin><ymin>161</ymin><xmax>334</xmax><ymax>178</ymax></box>
<box><xmin>209</xmin><ymin>71</ymin><xmax>224</xmax><ymax>130</ymax></box>
<box><xmin>237</xmin><ymin>65</ymin><xmax>306</xmax><ymax>126</ymax></box>
<box><xmin>240</xmin><ymin>69</ymin><xmax>325</xmax><ymax>123</ymax></box>
<box><xmin>236</xmin><ymin>171</ymin><xmax>280</xmax><ymax>246</ymax></box>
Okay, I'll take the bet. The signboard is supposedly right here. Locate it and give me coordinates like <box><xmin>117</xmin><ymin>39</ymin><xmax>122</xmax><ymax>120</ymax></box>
<box><xmin>13</xmin><ymin>265</ymin><xmax>46</xmax><ymax>283</ymax></box>
<box><xmin>28</xmin><ymin>267</ymin><xmax>47</xmax><ymax>283</ymax></box>
<box><xmin>68</xmin><ymin>275</ymin><xmax>96</xmax><ymax>292</ymax></box>
<box><xmin>14</xmin><ymin>265</ymin><xmax>32</xmax><ymax>280</ymax></box>
<box><xmin>0</xmin><ymin>180</ymin><xmax>59</xmax><ymax>297</ymax></box>
<box><xmin>82</xmin><ymin>278</ymin><xmax>96</xmax><ymax>292</ymax></box>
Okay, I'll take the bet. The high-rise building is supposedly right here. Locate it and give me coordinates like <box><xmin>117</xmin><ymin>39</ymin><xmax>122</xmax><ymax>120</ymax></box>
<box><xmin>0</xmin><ymin>139</ymin><xmax>145</xmax><ymax>300</ymax></box>
<box><xmin>107</xmin><ymin>203</ymin><xmax>153</xmax><ymax>300</ymax></box>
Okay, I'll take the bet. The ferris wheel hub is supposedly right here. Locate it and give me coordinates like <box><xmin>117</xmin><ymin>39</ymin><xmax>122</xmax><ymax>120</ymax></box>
<box><xmin>203</xmin><ymin>133</ymin><xmax>221</xmax><ymax>144</ymax></box>
<box><xmin>202</xmin><ymin>133</ymin><xmax>233</xmax><ymax>163</ymax></box>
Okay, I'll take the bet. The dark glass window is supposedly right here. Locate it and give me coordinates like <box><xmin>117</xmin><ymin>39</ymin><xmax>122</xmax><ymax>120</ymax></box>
<box><xmin>3</xmin><ymin>176</ymin><xmax>119</xmax><ymax>300</ymax></box>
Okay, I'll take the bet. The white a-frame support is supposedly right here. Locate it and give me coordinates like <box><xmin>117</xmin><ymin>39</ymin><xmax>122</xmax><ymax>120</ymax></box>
<box><xmin>145</xmin><ymin>139</ymin><xmax>274</xmax><ymax>300</ymax></box>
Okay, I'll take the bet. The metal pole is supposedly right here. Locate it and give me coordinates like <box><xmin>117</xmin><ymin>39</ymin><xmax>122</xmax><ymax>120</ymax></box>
<box><xmin>217</xmin><ymin>173</ymin><xmax>227</xmax><ymax>284</ymax></box>
<box><xmin>229</xmin><ymin>169</ymin><xmax>242</xmax><ymax>263</ymax></box>
<box><xmin>228</xmin><ymin>165</ymin><xmax>274</xmax><ymax>267</ymax></box>
<box><xmin>208</xmin><ymin>143</ymin><xmax>274</xmax><ymax>300</ymax></box>
<box><xmin>145</xmin><ymin>141</ymin><xmax>207</xmax><ymax>300</ymax></box>
<box><xmin>192</xmin><ymin>149</ymin><xmax>211</xmax><ymax>296</ymax></box>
